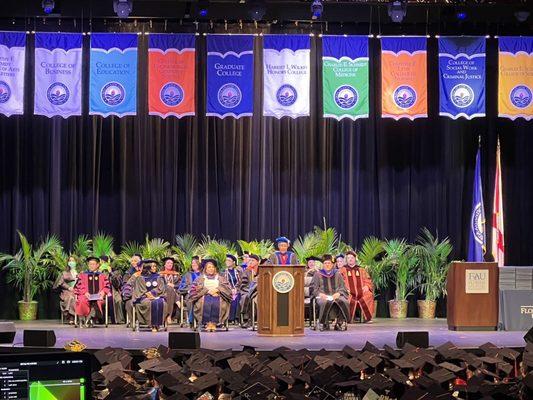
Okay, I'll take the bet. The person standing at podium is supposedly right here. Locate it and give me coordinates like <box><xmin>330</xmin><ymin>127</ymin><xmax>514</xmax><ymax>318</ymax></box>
<box><xmin>312</xmin><ymin>255</ymin><xmax>349</xmax><ymax>331</ymax></box>
<box><xmin>268</xmin><ymin>236</ymin><xmax>299</xmax><ymax>265</ymax></box>
<box><xmin>339</xmin><ymin>250</ymin><xmax>374</xmax><ymax>323</ymax></box>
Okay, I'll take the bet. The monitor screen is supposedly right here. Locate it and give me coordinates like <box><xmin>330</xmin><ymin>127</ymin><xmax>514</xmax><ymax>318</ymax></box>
<box><xmin>0</xmin><ymin>352</ymin><xmax>92</xmax><ymax>400</ymax></box>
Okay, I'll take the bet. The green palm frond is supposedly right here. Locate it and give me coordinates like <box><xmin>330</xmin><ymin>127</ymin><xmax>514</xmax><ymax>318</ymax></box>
<box><xmin>312</xmin><ymin>226</ymin><xmax>338</xmax><ymax>257</ymax></box>
<box><xmin>172</xmin><ymin>234</ymin><xmax>199</xmax><ymax>272</ymax></box>
<box><xmin>383</xmin><ymin>238</ymin><xmax>419</xmax><ymax>301</ymax></box>
<box><xmin>196</xmin><ymin>236</ymin><xmax>236</xmax><ymax>269</ymax></box>
<box><xmin>237</xmin><ymin>239</ymin><xmax>274</xmax><ymax>260</ymax></box>
<box><xmin>71</xmin><ymin>235</ymin><xmax>92</xmax><ymax>262</ymax></box>
<box><xmin>113</xmin><ymin>241</ymin><xmax>142</xmax><ymax>271</ymax></box>
<box><xmin>292</xmin><ymin>231</ymin><xmax>320</xmax><ymax>263</ymax></box>
<box><xmin>92</xmin><ymin>232</ymin><xmax>114</xmax><ymax>258</ymax></box>
<box><xmin>358</xmin><ymin>236</ymin><xmax>390</xmax><ymax>294</ymax></box>
<box><xmin>141</xmin><ymin>236</ymin><xmax>171</xmax><ymax>263</ymax></box>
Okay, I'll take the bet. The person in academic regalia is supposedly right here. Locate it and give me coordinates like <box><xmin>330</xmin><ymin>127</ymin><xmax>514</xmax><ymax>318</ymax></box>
<box><xmin>178</xmin><ymin>256</ymin><xmax>202</xmax><ymax>326</ymax></box>
<box><xmin>339</xmin><ymin>250</ymin><xmax>374</xmax><ymax>323</ymax></box>
<box><xmin>74</xmin><ymin>257</ymin><xmax>110</xmax><ymax>326</ymax></box>
<box><xmin>239</xmin><ymin>254</ymin><xmax>260</xmax><ymax>328</ymax></box>
<box><xmin>122</xmin><ymin>253</ymin><xmax>142</xmax><ymax>326</ymax></box>
<box><xmin>100</xmin><ymin>255</ymin><xmax>125</xmax><ymax>325</ymax></box>
<box><xmin>240</xmin><ymin>252</ymin><xmax>250</xmax><ymax>270</ymax></box>
<box><xmin>159</xmin><ymin>256</ymin><xmax>181</xmax><ymax>324</ymax></box>
<box><xmin>267</xmin><ymin>237</ymin><xmax>299</xmax><ymax>265</ymax></box>
<box><xmin>130</xmin><ymin>259</ymin><xmax>167</xmax><ymax>332</ymax></box>
<box><xmin>53</xmin><ymin>256</ymin><xmax>78</xmax><ymax>324</ymax></box>
<box><xmin>223</xmin><ymin>254</ymin><xmax>244</xmax><ymax>323</ymax></box>
<box><xmin>304</xmin><ymin>256</ymin><xmax>321</xmax><ymax>300</ymax></box>
<box><xmin>335</xmin><ymin>254</ymin><xmax>345</xmax><ymax>270</ymax></box>
<box><xmin>189</xmin><ymin>259</ymin><xmax>232</xmax><ymax>332</ymax></box>
<box><xmin>311</xmin><ymin>255</ymin><xmax>350</xmax><ymax>331</ymax></box>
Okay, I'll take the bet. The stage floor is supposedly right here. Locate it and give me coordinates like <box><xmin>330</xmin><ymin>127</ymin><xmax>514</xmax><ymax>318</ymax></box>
<box><xmin>4</xmin><ymin>318</ymin><xmax>528</xmax><ymax>351</ymax></box>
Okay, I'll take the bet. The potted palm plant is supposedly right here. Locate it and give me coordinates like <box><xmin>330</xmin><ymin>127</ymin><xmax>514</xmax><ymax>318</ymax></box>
<box><xmin>0</xmin><ymin>231</ymin><xmax>62</xmax><ymax>320</ymax></box>
<box><xmin>173</xmin><ymin>234</ymin><xmax>199</xmax><ymax>272</ymax></box>
<box><xmin>357</xmin><ymin>236</ymin><xmax>390</xmax><ymax>318</ymax></box>
<box><xmin>196</xmin><ymin>236</ymin><xmax>237</xmax><ymax>269</ymax></box>
<box><xmin>412</xmin><ymin>228</ymin><xmax>453</xmax><ymax>319</ymax></box>
<box><xmin>383</xmin><ymin>238</ymin><xmax>419</xmax><ymax>319</ymax></box>
<box><xmin>237</xmin><ymin>239</ymin><xmax>274</xmax><ymax>262</ymax></box>
<box><xmin>114</xmin><ymin>241</ymin><xmax>142</xmax><ymax>272</ymax></box>
<box><xmin>141</xmin><ymin>236</ymin><xmax>171</xmax><ymax>264</ymax></box>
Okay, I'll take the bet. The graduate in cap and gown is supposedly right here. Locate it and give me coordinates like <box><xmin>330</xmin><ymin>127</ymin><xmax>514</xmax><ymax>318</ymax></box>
<box><xmin>130</xmin><ymin>259</ymin><xmax>167</xmax><ymax>332</ymax></box>
<box><xmin>74</xmin><ymin>256</ymin><xmax>110</xmax><ymax>326</ymax></box>
<box><xmin>311</xmin><ymin>254</ymin><xmax>350</xmax><ymax>331</ymax></box>
<box><xmin>178</xmin><ymin>256</ymin><xmax>202</xmax><ymax>325</ymax></box>
<box><xmin>268</xmin><ymin>237</ymin><xmax>299</xmax><ymax>265</ymax></box>
<box><xmin>159</xmin><ymin>256</ymin><xmax>181</xmax><ymax>324</ymax></box>
<box><xmin>121</xmin><ymin>253</ymin><xmax>142</xmax><ymax>326</ymax></box>
<box><xmin>304</xmin><ymin>256</ymin><xmax>321</xmax><ymax>299</ymax></box>
<box><xmin>53</xmin><ymin>255</ymin><xmax>78</xmax><ymax>324</ymax></box>
<box><xmin>335</xmin><ymin>254</ymin><xmax>345</xmax><ymax>270</ymax></box>
<box><xmin>239</xmin><ymin>254</ymin><xmax>260</xmax><ymax>328</ymax></box>
<box><xmin>223</xmin><ymin>254</ymin><xmax>244</xmax><ymax>323</ymax></box>
<box><xmin>189</xmin><ymin>259</ymin><xmax>232</xmax><ymax>332</ymax></box>
<box><xmin>339</xmin><ymin>250</ymin><xmax>374</xmax><ymax>323</ymax></box>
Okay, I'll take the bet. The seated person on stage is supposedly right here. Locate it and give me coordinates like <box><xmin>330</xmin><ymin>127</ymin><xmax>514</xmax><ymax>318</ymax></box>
<box><xmin>268</xmin><ymin>236</ymin><xmax>299</xmax><ymax>265</ymax></box>
<box><xmin>53</xmin><ymin>255</ymin><xmax>78</xmax><ymax>324</ymax></box>
<box><xmin>74</xmin><ymin>256</ymin><xmax>110</xmax><ymax>327</ymax></box>
<box><xmin>178</xmin><ymin>255</ymin><xmax>202</xmax><ymax>326</ymax></box>
<box><xmin>159</xmin><ymin>256</ymin><xmax>181</xmax><ymax>324</ymax></box>
<box><xmin>130</xmin><ymin>259</ymin><xmax>166</xmax><ymax>332</ymax></box>
<box><xmin>304</xmin><ymin>256</ymin><xmax>321</xmax><ymax>299</ymax></box>
<box><xmin>122</xmin><ymin>253</ymin><xmax>142</xmax><ymax>325</ymax></box>
<box><xmin>100</xmin><ymin>255</ymin><xmax>125</xmax><ymax>325</ymax></box>
<box><xmin>189</xmin><ymin>259</ymin><xmax>232</xmax><ymax>332</ymax></box>
<box><xmin>335</xmin><ymin>254</ymin><xmax>345</xmax><ymax>270</ymax></box>
<box><xmin>240</xmin><ymin>251</ymin><xmax>250</xmax><ymax>270</ymax></box>
<box><xmin>311</xmin><ymin>254</ymin><xmax>350</xmax><ymax>331</ymax></box>
<box><xmin>224</xmin><ymin>254</ymin><xmax>244</xmax><ymax>323</ymax></box>
<box><xmin>339</xmin><ymin>250</ymin><xmax>374</xmax><ymax>323</ymax></box>
<box><xmin>239</xmin><ymin>254</ymin><xmax>260</xmax><ymax>328</ymax></box>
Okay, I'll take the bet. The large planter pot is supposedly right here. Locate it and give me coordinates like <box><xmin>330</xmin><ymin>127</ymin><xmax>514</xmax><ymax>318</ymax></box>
<box><xmin>388</xmin><ymin>300</ymin><xmax>408</xmax><ymax>319</ymax></box>
<box><xmin>18</xmin><ymin>301</ymin><xmax>38</xmax><ymax>321</ymax></box>
<box><xmin>417</xmin><ymin>300</ymin><xmax>437</xmax><ymax>319</ymax></box>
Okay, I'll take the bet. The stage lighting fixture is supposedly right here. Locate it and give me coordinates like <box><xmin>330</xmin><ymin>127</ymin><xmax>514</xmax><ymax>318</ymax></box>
<box><xmin>311</xmin><ymin>0</ymin><xmax>323</xmax><ymax>20</ymax></box>
<box><xmin>113</xmin><ymin>0</ymin><xmax>133</xmax><ymax>19</ymax></box>
<box><xmin>514</xmin><ymin>10</ymin><xmax>530</xmax><ymax>23</ymax></box>
<box><xmin>248</xmin><ymin>0</ymin><xmax>266</xmax><ymax>21</ymax></box>
<box><xmin>42</xmin><ymin>0</ymin><xmax>55</xmax><ymax>14</ymax></box>
<box><xmin>388</xmin><ymin>1</ymin><xmax>406</xmax><ymax>23</ymax></box>
<box><xmin>198</xmin><ymin>0</ymin><xmax>209</xmax><ymax>17</ymax></box>
<box><xmin>455</xmin><ymin>7</ymin><xmax>468</xmax><ymax>21</ymax></box>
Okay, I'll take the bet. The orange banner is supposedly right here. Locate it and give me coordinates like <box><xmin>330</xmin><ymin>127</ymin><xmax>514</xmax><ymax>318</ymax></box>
<box><xmin>381</xmin><ymin>37</ymin><xmax>427</xmax><ymax>120</ymax></box>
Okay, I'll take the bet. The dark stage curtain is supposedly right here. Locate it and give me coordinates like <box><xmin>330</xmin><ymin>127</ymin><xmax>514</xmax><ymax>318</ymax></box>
<box><xmin>0</xmin><ymin>32</ymin><xmax>532</xmax><ymax>319</ymax></box>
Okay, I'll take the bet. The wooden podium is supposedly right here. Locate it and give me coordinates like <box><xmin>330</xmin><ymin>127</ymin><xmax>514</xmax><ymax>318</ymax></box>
<box><xmin>257</xmin><ymin>265</ymin><xmax>305</xmax><ymax>336</ymax></box>
<box><xmin>446</xmin><ymin>261</ymin><xmax>499</xmax><ymax>331</ymax></box>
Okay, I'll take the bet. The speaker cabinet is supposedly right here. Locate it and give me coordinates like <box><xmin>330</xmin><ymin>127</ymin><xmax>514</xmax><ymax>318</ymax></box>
<box><xmin>168</xmin><ymin>332</ymin><xmax>201</xmax><ymax>349</ymax></box>
<box><xmin>23</xmin><ymin>330</ymin><xmax>56</xmax><ymax>347</ymax></box>
<box><xmin>396</xmin><ymin>331</ymin><xmax>429</xmax><ymax>348</ymax></box>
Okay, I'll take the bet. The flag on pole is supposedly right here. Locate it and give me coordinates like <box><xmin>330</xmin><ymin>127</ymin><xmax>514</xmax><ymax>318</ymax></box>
<box><xmin>468</xmin><ymin>146</ymin><xmax>486</xmax><ymax>262</ymax></box>
<box><xmin>491</xmin><ymin>139</ymin><xmax>505</xmax><ymax>267</ymax></box>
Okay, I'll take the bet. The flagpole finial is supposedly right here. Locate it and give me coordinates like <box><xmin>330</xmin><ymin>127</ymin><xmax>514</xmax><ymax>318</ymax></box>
<box><xmin>478</xmin><ymin>135</ymin><xmax>481</xmax><ymax>148</ymax></box>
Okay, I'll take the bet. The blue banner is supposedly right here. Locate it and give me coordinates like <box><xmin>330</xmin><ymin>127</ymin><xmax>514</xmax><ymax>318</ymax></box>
<box><xmin>0</xmin><ymin>31</ymin><xmax>26</xmax><ymax>117</ymax></box>
<box><xmin>89</xmin><ymin>33</ymin><xmax>138</xmax><ymax>117</ymax></box>
<box><xmin>206</xmin><ymin>35</ymin><xmax>254</xmax><ymax>119</ymax></box>
<box><xmin>468</xmin><ymin>148</ymin><xmax>486</xmax><ymax>262</ymax></box>
<box><xmin>34</xmin><ymin>33</ymin><xmax>83</xmax><ymax>118</ymax></box>
<box><xmin>439</xmin><ymin>37</ymin><xmax>486</xmax><ymax>120</ymax></box>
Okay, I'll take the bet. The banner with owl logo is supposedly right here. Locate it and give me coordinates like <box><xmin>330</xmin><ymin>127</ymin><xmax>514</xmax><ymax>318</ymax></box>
<box><xmin>439</xmin><ymin>36</ymin><xmax>485</xmax><ymax>120</ymax></box>
<box><xmin>263</xmin><ymin>35</ymin><xmax>310</xmax><ymax>119</ymax></box>
<box><xmin>148</xmin><ymin>34</ymin><xmax>195</xmax><ymax>118</ymax></box>
<box><xmin>498</xmin><ymin>36</ymin><xmax>533</xmax><ymax>120</ymax></box>
<box><xmin>381</xmin><ymin>36</ymin><xmax>427</xmax><ymax>120</ymax></box>
<box><xmin>34</xmin><ymin>33</ymin><xmax>83</xmax><ymax>118</ymax></box>
<box><xmin>322</xmin><ymin>35</ymin><xmax>369</xmax><ymax>120</ymax></box>
<box><xmin>0</xmin><ymin>31</ymin><xmax>26</xmax><ymax>117</ymax></box>
<box><xmin>206</xmin><ymin>34</ymin><xmax>254</xmax><ymax>119</ymax></box>
<box><xmin>89</xmin><ymin>33</ymin><xmax>138</xmax><ymax>118</ymax></box>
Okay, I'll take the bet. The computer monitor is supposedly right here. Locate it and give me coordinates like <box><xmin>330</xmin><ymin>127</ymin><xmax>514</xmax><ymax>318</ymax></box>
<box><xmin>0</xmin><ymin>351</ymin><xmax>92</xmax><ymax>400</ymax></box>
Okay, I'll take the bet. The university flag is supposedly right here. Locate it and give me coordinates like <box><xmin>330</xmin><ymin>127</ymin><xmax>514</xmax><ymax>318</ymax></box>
<box><xmin>207</xmin><ymin>34</ymin><xmax>254</xmax><ymax>119</ymax></box>
<box><xmin>34</xmin><ymin>33</ymin><xmax>83</xmax><ymax>118</ymax></box>
<box><xmin>89</xmin><ymin>33</ymin><xmax>137</xmax><ymax>117</ymax></box>
<box><xmin>148</xmin><ymin>34</ymin><xmax>195</xmax><ymax>118</ymax></box>
<box><xmin>492</xmin><ymin>139</ymin><xmax>505</xmax><ymax>267</ymax></box>
<box><xmin>468</xmin><ymin>147</ymin><xmax>486</xmax><ymax>262</ymax></box>
<box><xmin>0</xmin><ymin>31</ymin><xmax>26</xmax><ymax>117</ymax></box>
<box><xmin>439</xmin><ymin>36</ymin><xmax>485</xmax><ymax>120</ymax></box>
<box><xmin>498</xmin><ymin>36</ymin><xmax>533</xmax><ymax>120</ymax></box>
<box><xmin>322</xmin><ymin>35</ymin><xmax>369</xmax><ymax>120</ymax></box>
<box><xmin>263</xmin><ymin>35</ymin><xmax>310</xmax><ymax>118</ymax></box>
<box><xmin>381</xmin><ymin>37</ymin><xmax>427</xmax><ymax>120</ymax></box>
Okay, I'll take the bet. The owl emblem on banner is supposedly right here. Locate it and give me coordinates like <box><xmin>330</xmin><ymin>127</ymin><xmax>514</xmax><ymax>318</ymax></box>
<box><xmin>334</xmin><ymin>85</ymin><xmax>358</xmax><ymax>109</ymax></box>
<box><xmin>218</xmin><ymin>83</ymin><xmax>242</xmax><ymax>109</ymax></box>
<box><xmin>0</xmin><ymin>81</ymin><xmax>11</xmax><ymax>103</ymax></box>
<box><xmin>451</xmin><ymin>84</ymin><xmax>475</xmax><ymax>108</ymax></box>
<box><xmin>510</xmin><ymin>85</ymin><xmax>532</xmax><ymax>109</ymax></box>
<box><xmin>47</xmin><ymin>82</ymin><xmax>70</xmax><ymax>106</ymax></box>
<box><xmin>393</xmin><ymin>85</ymin><xmax>417</xmax><ymax>109</ymax></box>
<box><xmin>101</xmin><ymin>82</ymin><xmax>126</xmax><ymax>106</ymax></box>
<box><xmin>160</xmin><ymin>82</ymin><xmax>184</xmax><ymax>107</ymax></box>
<box><xmin>276</xmin><ymin>84</ymin><xmax>298</xmax><ymax>106</ymax></box>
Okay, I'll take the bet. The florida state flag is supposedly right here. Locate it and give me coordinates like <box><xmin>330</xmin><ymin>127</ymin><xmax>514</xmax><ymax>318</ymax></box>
<box><xmin>381</xmin><ymin>36</ymin><xmax>427</xmax><ymax>120</ymax></box>
<box><xmin>148</xmin><ymin>34</ymin><xmax>196</xmax><ymax>118</ymax></box>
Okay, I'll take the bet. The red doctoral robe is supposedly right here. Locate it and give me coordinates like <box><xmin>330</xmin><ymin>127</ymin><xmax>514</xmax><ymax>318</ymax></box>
<box><xmin>339</xmin><ymin>265</ymin><xmax>374</xmax><ymax>322</ymax></box>
<box><xmin>74</xmin><ymin>271</ymin><xmax>110</xmax><ymax>317</ymax></box>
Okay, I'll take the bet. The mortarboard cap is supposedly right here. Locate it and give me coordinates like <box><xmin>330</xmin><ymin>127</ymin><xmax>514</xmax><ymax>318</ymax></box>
<box><xmin>275</xmin><ymin>236</ymin><xmax>290</xmax><ymax>244</ymax></box>
<box><xmin>358</xmin><ymin>351</ymin><xmax>383</xmax><ymax>368</ymax></box>
<box><xmin>161</xmin><ymin>256</ymin><xmax>176</xmax><ymax>263</ymax></box>
<box><xmin>200</xmin><ymin>258</ymin><xmax>218</xmax><ymax>270</ymax></box>
<box><xmin>385</xmin><ymin>368</ymin><xmax>410</xmax><ymax>384</ymax></box>
<box><xmin>428</xmin><ymin>368</ymin><xmax>456</xmax><ymax>384</ymax></box>
<box><xmin>226</xmin><ymin>254</ymin><xmax>237</xmax><ymax>264</ymax></box>
<box><xmin>86</xmin><ymin>256</ymin><xmax>100</xmax><ymax>263</ymax></box>
<box><xmin>400</xmin><ymin>387</ymin><xmax>428</xmax><ymax>400</ymax></box>
<box><xmin>306</xmin><ymin>256</ymin><xmax>321</xmax><ymax>262</ymax></box>
<box><xmin>439</xmin><ymin>361</ymin><xmax>465</xmax><ymax>373</ymax></box>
